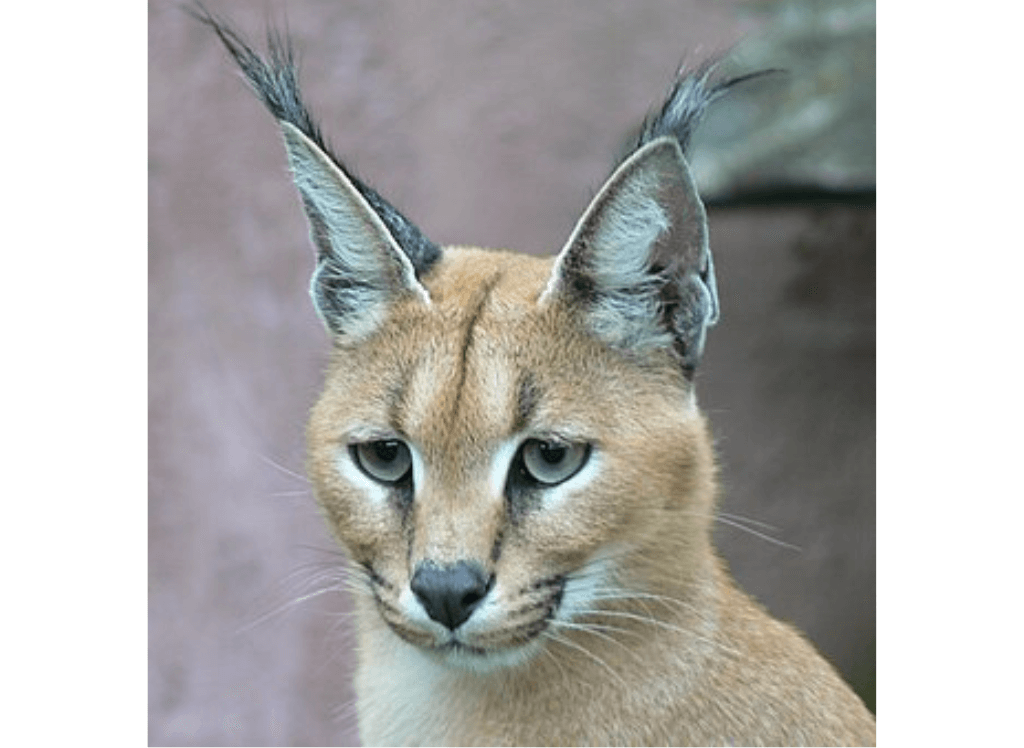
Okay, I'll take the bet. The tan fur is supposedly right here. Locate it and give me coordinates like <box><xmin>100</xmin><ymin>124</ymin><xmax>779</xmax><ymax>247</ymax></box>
<box><xmin>306</xmin><ymin>246</ymin><xmax>876</xmax><ymax>746</ymax></box>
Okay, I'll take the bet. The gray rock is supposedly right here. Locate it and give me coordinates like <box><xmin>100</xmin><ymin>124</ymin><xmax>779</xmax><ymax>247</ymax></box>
<box><xmin>691</xmin><ymin>0</ymin><xmax>876</xmax><ymax>201</ymax></box>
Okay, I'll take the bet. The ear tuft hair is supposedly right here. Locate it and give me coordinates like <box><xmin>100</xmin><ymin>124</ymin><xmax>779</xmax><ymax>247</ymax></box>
<box><xmin>631</xmin><ymin>60</ymin><xmax>770</xmax><ymax>158</ymax></box>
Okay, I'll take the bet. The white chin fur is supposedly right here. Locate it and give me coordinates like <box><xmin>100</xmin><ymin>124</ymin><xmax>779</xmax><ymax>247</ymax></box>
<box><xmin>437</xmin><ymin>640</ymin><xmax>543</xmax><ymax>674</ymax></box>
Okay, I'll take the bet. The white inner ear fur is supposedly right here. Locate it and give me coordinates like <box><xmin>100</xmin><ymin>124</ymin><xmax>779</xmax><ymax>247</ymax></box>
<box><xmin>279</xmin><ymin>121</ymin><xmax>431</xmax><ymax>312</ymax></box>
<box><xmin>587</xmin><ymin>171</ymin><xmax>670</xmax><ymax>288</ymax></box>
<box><xmin>539</xmin><ymin>139</ymin><xmax>678</xmax><ymax>307</ymax></box>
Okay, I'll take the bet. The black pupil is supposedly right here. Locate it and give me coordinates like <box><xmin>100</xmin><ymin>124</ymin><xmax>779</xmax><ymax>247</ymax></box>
<box><xmin>375</xmin><ymin>441</ymin><xmax>400</xmax><ymax>462</ymax></box>
<box><xmin>539</xmin><ymin>443</ymin><xmax>566</xmax><ymax>464</ymax></box>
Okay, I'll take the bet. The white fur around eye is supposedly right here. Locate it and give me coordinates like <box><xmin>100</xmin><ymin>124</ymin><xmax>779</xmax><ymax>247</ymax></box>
<box><xmin>337</xmin><ymin>448</ymin><xmax>390</xmax><ymax>506</ymax></box>
<box><xmin>489</xmin><ymin>438</ymin><xmax>521</xmax><ymax>499</ymax></box>
<box><xmin>409</xmin><ymin>446</ymin><xmax>426</xmax><ymax>493</ymax></box>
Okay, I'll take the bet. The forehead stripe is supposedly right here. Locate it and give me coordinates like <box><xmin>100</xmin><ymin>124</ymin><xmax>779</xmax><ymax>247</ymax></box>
<box><xmin>451</xmin><ymin>272</ymin><xmax>503</xmax><ymax>419</ymax></box>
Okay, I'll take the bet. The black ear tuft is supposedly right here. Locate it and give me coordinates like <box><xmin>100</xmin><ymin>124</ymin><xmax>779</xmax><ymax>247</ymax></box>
<box><xmin>633</xmin><ymin>60</ymin><xmax>773</xmax><ymax>158</ymax></box>
<box><xmin>189</xmin><ymin>3</ymin><xmax>441</xmax><ymax>311</ymax></box>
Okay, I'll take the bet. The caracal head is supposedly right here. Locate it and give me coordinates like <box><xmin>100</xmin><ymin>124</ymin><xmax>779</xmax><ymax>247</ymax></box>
<box><xmin>292</xmin><ymin>124</ymin><xmax>719</xmax><ymax>669</ymax></box>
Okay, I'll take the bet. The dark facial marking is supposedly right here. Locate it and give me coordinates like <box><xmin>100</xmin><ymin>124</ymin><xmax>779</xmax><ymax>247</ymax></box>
<box><xmin>513</xmin><ymin>372</ymin><xmax>541</xmax><ymax>434</ymax></box>
<box><xmin>450</xmin><ymin>272</ymin><xmax>503</xmax><ymax>418</ymax></box>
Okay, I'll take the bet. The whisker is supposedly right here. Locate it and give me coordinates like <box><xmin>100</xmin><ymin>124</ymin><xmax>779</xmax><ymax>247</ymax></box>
<box><xmin>711</xmin><ymin>515</ymin><xmax>802</xmax><ymax>552</ymax></box>
<box><xmin>257</xmin><ymin>453</ymin><xmax>310</xmax><ymax>484</ymax></box>
<box><xmin>587</xmin><ymin>587</ymin><xmax>705</xmax><ymax>618</ymax></box>
<box><xmin>542</xmin><ymin>630</ymin><xmax>628</xmax><ymax>689</ymax></box>
<box><xmin>571</xmin><ymin>606</ymin><xmax>689</xmax><ymax>635</ymax></box>
<box><xmin>550</xmin><ymin>618</ymin><xmax>634</xmax><ymax>637</ymax></box>
<box><xmin>235</xmin><ymin>583</ymin><xmax>353</xmax><ymax>636</ymax></box>
<box><xmin>549</xmin><ymin>619</ymin><xmax>644</xmax><ymax>660</ymax></box>
<box><xmin>331</xmin><ymin>694</ymin><xmax>360</xmax><ymax>728</ymax></box>
<box><xmin>236</xmin><ymin>556</ymin><xmax>371</xmax><ymax>635</ymax></box>
<box><xmin>269</xmin><ymin>489</ymin><xmax>313</xmax><ymax>499</ymax></box>
<box><xmin>537</xmin><ymin>638</ymin><xmax>571</xmax><ymax>682</ymax></box>
<box><xmin>716</xmin><ymin>511</ymin><xmax>781</xmax><ymax>533</ymax></box>
<box><xmin>274</xmin><ymin>565</ymin><xmax>371</xmax><ymax>602</ymax></box>
<box><xmin>569</xmin><ymin>607</ymin><xmax>742</xmax><ymax>658</ymax></box>
<box><xmin>667</xmin><ymin>510</ymin><xmax>801</xmax><ymax>552</ymax></box>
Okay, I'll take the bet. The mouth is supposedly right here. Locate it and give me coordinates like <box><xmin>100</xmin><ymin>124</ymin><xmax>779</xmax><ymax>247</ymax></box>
<box><xmin>428</xmin><ymin>625</ymin><xmax>551</xmax><ymax>672</ymax></box>
<box><xmin>438</xmin><ymin>639</ymin><xmax>489</xmax><ymax>657</ymax></box>
<box><xmin>370</xmin><ymin>570</ymin><xmax>567</xmax><ymax>665</ymax></box>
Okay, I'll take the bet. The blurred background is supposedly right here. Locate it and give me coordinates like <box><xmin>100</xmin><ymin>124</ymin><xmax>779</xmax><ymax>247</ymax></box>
<box><xmin>149</xmin><ymin>0</ymin><xmax>874</xmax><ymax>744</ymax></box>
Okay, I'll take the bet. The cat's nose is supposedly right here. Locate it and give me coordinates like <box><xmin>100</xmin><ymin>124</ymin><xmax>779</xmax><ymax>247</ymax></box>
<box><xmin>410</xmin><ymin>561</ymin><xmax>494</xmax><ymax>630</ymax></box>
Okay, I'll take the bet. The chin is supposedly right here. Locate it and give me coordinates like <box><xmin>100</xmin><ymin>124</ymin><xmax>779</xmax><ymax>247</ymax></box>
<box><xmin>431</xmin><ymin>639</ymin><xmax>542</xmax><ymax>674</ymax></box>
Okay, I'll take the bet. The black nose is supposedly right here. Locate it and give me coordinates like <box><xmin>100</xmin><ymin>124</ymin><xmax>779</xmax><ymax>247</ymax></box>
<box><xmin>410</xmin><ymin>561</ymin><xmax>494</xmax><ymax>630</ymax></box>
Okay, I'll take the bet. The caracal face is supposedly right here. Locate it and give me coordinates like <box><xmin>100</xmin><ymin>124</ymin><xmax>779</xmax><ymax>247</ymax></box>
<box><xmin>307</xmin><ymin>246</ymin><xmax>711</xmax><ymax>671</ymax></box>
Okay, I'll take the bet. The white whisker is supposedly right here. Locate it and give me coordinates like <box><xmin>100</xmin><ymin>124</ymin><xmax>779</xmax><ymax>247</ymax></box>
<box><xmin>537</xmin><ymin>638</ymin><xmax>571</xmax><ymax>682</ymax></box>
<box><xmin>543</xmin><ymin>630</ymin><xmax>628</xmax><ymax>689</ymax></box>
<box><xmin>716</xmin><ymin>511</ymin><xmax>781</xmax><ymax>533</ymax></box>
<box><xmin>588</xmin><ymin>587</ymin><xmax>704</xmax><ymax>618</ymax></box>
<box><xmin>712</xmin><ymin>515</ymin><xmax>802</xmax><ymax>552</ymax></box>
<box><xmin>671</xmin><ymin>509</ymin><xmax>801</xmax><ymax>552</ymax></box>
<box><xmin>236</xmin><ymin>554</ymin><xmax>370</xmax><ymax>635</ymax></box>
<box><xmin>570</xmin><ymin>606</ymin><xmax>741</xmax><ymax>659</ymax></box>
<box><xmin>331</xmin><ymin>694</ymin><xmax>360</xmax><ymax>728</ymax></box>
<box><xmin>549</xmin><ymin>619</ymin><xmax>644</xmax><ymax>660</ymax></box>
<box><xmin>257</xmin><ymin>453</ymin><xmax>311</xmax><ymax>484</ymax></box>
<box><xmin>236</xmin><ymin>584</ymin><xmax>349</xmax><ymax>635</ymax></box>
<box><xmin>269</xmin><ymin>489</ymin><xmax>313</xmax><ymax>499</ymax></box>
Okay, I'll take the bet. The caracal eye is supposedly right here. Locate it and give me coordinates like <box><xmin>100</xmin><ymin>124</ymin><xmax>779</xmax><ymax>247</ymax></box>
<box><xmin>521</xmin><ymin>439</ymin><xmax>590</xmax><ymax>486</ymax></box>
<box><xmin>352</xmin><ymin>440</ymin><xmax>413</xmax><ymax>484</ymax></box>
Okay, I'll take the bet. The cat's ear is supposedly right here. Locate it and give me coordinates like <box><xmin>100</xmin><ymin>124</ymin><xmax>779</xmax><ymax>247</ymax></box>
<box><xmin>191</xmin><ymin>6</ymin><xmax>439</xmax><ymax>340</ymax></box>
<box><xmin>540</xmin><ymin>136</ymin><xmax>718</xmax><ymax>373</ymax></box>
<box><xmin>280</xmin><ymin>122</ymin><xmax>432</xmax><ymax>339</ymax></box>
